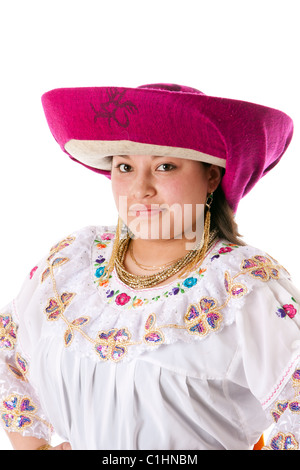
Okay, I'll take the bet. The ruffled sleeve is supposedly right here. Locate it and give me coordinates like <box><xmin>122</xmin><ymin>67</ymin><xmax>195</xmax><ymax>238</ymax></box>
<box><xmin>0</xmin><ymin>260</ymin><xmax>53</xmax><ymax>441</ymax></box>
<box><xmin>232</xmin><ymin>254</ymin><xmax>300</xmax><ymax>450</ymax></box>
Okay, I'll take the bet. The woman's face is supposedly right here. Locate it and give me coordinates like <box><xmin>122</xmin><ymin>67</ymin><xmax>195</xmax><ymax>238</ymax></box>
<box><xmin>111</xmin><ymin>155</ymin><xmax>221</xmax><ymax>243</ymax></box>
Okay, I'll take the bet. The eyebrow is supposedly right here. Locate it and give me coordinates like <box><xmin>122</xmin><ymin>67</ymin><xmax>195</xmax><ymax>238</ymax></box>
<box><xmin>114</xmin><ymin>155</ymin><xmax>166</xmax><ymax>159</ymax></box>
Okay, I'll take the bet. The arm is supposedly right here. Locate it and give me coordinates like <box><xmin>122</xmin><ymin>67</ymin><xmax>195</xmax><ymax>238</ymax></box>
<box><xmin>262</xmin><ymin>366</ymin><xmax>300</xmax><ymax>450</ymax></box>
<box><xmin>6</xmin><ymin>431</ymin><xmax>71</xmax><ymax>450</ymax></box>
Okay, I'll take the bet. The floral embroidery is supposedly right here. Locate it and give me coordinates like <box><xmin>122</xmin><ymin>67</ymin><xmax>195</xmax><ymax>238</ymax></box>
<box><xmin>271</xmin><ymin>401</ymin><xmax>289</xmax><ymax>423</ymax></box>
<box><xmin>43</xmin><ymin>232</ymin><xmax>289</xmax><ymax>361</ymax></box>
<box><xmin>276</xmin><ymin>297</ymin><xmax>298</xmax><ymax>319</ymax></box>
<box><xmin>48</xmin><ymin>236</ymin><xmax>76</xmax><ymax>259</ymax></box>
<box><xmin>270</xmin><ymin>369</ymin><xmax>300</xmax><ymax>423</ymax></box>
<box><xmin>7</xmin><ymin>353</ymin><xmax>28</xmax><ymax>382</ymax></box>
<box><xmin>115</xmin><ymin>293</ymin><xmax>131</xmax><ymax>306</ymax></box>
<box><xmin>182</xmin><ymin>277</ymin><xmax>198</xmax><ymax>288</ymax></box>
<box><xmin>44</xmin><ymin>293</ymin><xmax>76</xmax><ymax>321</ymax></box>
<box><xmin>143</xmin><ymin>314</ymin><xmax>165</xmax><ymax>345</ymax></box>
<box><xmin>184</xmin><ymin>298</ymin><xmax>222</xmax><ymax>337</ymax></box>
<box><xmin>41</xmin><ymin>257</ymin><xmax>69</xmax><ymax>283</ymax></box>
<box><xmin>94</xmin><ymin>328</ymin><xmax>133</xmax><ymax>362</ymax></box>
<box><xmin>210</xmin><ymin>243</ymin><xmax>239</xmax><ymax>261</ymax></box>
<box><xmin>0</xmin><ymin>394</ymin><xmax>51</xmax><ymax>433</ymax></box>
<box><xmin>224</xmin><ymin>271</ymin><xmax>247</xmax><ymax>298</ymax></box>
<box><xmin>64</xmin><ymin>317</ymin><xmax>90</xmax><ymax>347</ymax></box>
<box><xmin>240</xmin><ymin>255</ymin><xmax>280</xmax><ymax>282</ymax></box>
<box><xmin>44</xmin><ymin>290</ymin><xmax>89</xmax><ymax>349</ymax></box>
<box><xmin>93</xmin><ymin>236</ymin><xmax>210</xmax><ymax>309</ymax></box>
<box><xmin>180</xmin><ymin>253</ymin><xmax>287</xmax><ymax>338</ymax></box>
<box><xmin>292</xmin><ymin>369</ymin><xmax>300</xmax><ymax>388</ymax></box>
<box><xmin>180</xmin><ymin>268</ymin><xmax>248</xmax><ymax>338</ymax></box>
<box><xmin>100</xmin><ymin>232</ymin><xmax>115</xmax><ymax>241</ymax></box>
<box><xmin>41</xmin><ymin>235</ymin><xmax>75</xmax><ymax>283</ymax></box>
<box><xmin>0</xmin><ymin>314</ymin><xmax>17</xmax><ymax>351</ymax></box>
<box><xmin>263</xmin><ymin>432</ymin><xmax>299</xmax><ymax>450</ymax></box>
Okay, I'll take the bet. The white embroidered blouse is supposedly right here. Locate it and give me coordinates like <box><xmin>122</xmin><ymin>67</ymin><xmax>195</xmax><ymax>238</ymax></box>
<box><xmin>1</xmin><ymin>225</ymin><xmax>300</xmax><ymax>450</ymax></box>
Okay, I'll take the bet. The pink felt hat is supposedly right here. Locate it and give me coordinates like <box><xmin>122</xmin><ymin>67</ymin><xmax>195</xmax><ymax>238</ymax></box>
<box><xmin>41</xmin><ymin>83</ymin><xmax>293</xmax><ymax>212</ymax></box>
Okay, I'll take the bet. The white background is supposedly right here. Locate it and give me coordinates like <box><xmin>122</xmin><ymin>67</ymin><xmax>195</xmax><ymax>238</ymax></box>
<box><xmin>0</xmin><ymin>0</ymin><xmax>299</xmax><ymax>450</ymax></box>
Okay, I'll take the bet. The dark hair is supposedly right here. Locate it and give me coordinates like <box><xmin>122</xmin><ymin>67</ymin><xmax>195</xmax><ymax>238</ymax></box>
<box><xmin>202</xmin><ymin>163</ymin><xmax>245</xmax><ymax>246</ymax></box>
<box><xmin>209</xmin><ymin>183</ymin><xmax>245</xmax><ymax>246</ymax></box>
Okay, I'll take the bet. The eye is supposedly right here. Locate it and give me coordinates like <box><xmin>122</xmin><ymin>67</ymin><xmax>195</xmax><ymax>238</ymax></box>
<box><xmin>116</xmin><ymin>163</ymin><xmax>133</xmax><ymax>173</ymax></box>
<box><xmin>156</xmin><ymin>163</ymin><xmax>176</xmax><ymax>172</ymax></box>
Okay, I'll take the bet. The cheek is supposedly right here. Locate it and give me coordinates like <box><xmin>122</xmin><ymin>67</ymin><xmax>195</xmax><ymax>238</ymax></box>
<box><xmin>167</xmin><ymin>175</ymin><xmax>207</xmax><ymax>205</ymax></box>
<box><xmin>111</xmin><ymin>177</ymin><xmax>128</xmax><ymax>208</ymax></box>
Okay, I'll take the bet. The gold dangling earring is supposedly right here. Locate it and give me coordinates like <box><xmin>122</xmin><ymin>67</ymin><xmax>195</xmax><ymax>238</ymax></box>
<box><xmin>202</xmin><ymin>191</ymin><xmax>213</xmax><ymax>250</ymax></box>
<box><xmin>103</xmin><ymin>216</ymin><xmax>123</xmax><ymax>280</ymax></box>
<box><xmin>204</xmin><ymin>192</ymin><xmax>213</xmax><ymax>235</ymax></box>
<box><xmin>179</xmin><ymin>192</ymin><xmax>214</xmax><ymax>278</ymax></box>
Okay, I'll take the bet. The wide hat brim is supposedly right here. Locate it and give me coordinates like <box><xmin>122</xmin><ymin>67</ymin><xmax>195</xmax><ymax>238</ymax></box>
<box><xmin>41</xmin><ymin>83</ymin><xmax>293</xmax><ymax>212</ymax></box>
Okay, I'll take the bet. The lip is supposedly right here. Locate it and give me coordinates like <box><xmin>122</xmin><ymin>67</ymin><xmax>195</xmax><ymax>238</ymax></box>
<box><xmin>128</xmin><ymin>204</ymin><xmax>166</xmax><ymax>218</ymax></box>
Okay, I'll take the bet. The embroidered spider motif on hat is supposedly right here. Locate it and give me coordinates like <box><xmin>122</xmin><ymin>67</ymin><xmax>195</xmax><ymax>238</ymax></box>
<box><xmin>90</xmin><ymin>88</ymin><xmax>138</xmax><ymax>128</ymax></box>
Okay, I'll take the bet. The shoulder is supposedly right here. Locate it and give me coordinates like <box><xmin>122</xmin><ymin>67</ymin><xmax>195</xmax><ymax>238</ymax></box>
<box><xmin>44</xmin><ymin>225</ymin><xmax>118</xmax><ymax>259</ymax></box>
<box><xmin>208</xmin><ymin>239</ymin><xmax>292</xmax><ymax>285</ymax></box>
<box><xmin>62</xmin><ymin>225</ymin><xmax>118</xmax><ymax>245</ymax></box>
<box><xmin>197</xmin><ymin>238</ymin><xmax>297</xmax><ymax>330</ymax></box>
<box><xmin>16</xmin><ymin>225</ymin><xmax>118</xmax><ymax>299</ymax></box>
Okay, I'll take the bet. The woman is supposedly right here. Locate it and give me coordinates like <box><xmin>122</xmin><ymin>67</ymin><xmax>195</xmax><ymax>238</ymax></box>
<box><xmin>1</xmin><ymin>84</ymin><xmax>299</xmax><ymax>450</ymax></box>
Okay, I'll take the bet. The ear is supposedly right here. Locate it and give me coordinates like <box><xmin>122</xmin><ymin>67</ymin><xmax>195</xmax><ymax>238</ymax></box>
<box><xmin>207</xmin><ymin>165</ymin><xmax>222</xmax><ymax>193</ymax></box>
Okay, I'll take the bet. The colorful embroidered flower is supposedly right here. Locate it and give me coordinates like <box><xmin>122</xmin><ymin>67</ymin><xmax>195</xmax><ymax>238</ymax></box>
<box><xmin>143</xmin><ymin>314</ymin><xmax>164</xmax><ymax>345</ymax></box>
<box><xmin>184</xmin><ymin>297</ymin><xmax>222</xmax><ymax>337</ymax></box>
<box><xmin>271</xmin><ymin>401</ymin><xmax>289</xmax><ymax>422</ymax></box>
<box><xmin>41</xmin><ymin>257</ymin><xmax>69</xmax><ymax>283</ymax></box>
<box><xmin>276</xmin><ymin>304</ymin><xmax>297</xmax><ymax>319</ymax></box>
<box><xmin>95</xmin><ymin>266</ymin><xmax>105</xmax><ymax>278</ymax></box>
<box><xmin>289</xmin><ymin>401</ymin><xmax>300</xmax><ymax>413</ymax></box>
<box><xmin>47</xmin><ymin>237</ymin><xmax>75</xmax><ymax>263</ymax></box>
<box><xmin>132</xmin><ymin>298</ymin><xmax>143</xmax><ymax>307</ymax></box>
<box><xmin>96</xmin><ymin>242</ymin><xmax>107</xmax><ymax>249</ymax></box>
<box><xmin>241</xmin><ymin>255</ymin><xmax>280</xmax><ymax>282</ymax></box>
<box><xmin>115</xmin><ymin>293</ymin><xmax>131</xmax><ymax>306</ymax></box>
<box><xmin>106</xmin><ymin>289</ymin><xmax>115</xmax><ymax>298</ymax></box>
<box><xmin>210</xmin><ymin>243</ymin><xmax>238</xmax><ymax>261</ymax></box>
<box><xmin>266</xmin><ymin>432</ymin><xmax>299</xmax><ymax>450</ymax></box>
<box><xmin>219</xmin><ymin>247</ymin><xmax>233</xmax><ymax>254</ymax></box>
<box><xmin>224</xmin><ymin>271</ymin><xmax>247</xmax><ymax>298</ymax></box>
<box><xmin>0</xmin><ymin>315</ymin><xmax>17</xmax><ymax>351</ymax></box>
<box><xmin>1</xmin><ymin>394</ymin><xmax>37</xmax><ymax>432</ymax></box>
<box><xmin>7</xmin><ymin>353</ymin><xmax>29</xmax><ymax>382</ymax></box>
<box><xmin>100</xmin><ymin>233</ymin><xmax>115</xmax><ymax>240</ymax></box>
<box><xmin>50</xmin><ymin>236</ymin><xmax>76</xmax><ymax>254</ymax></box>
<box><xmin>183</xmin><ymin>277</ymin><xmax>198</xmax><ymax>288</ymax></box>
<box><xmin>94</xmin><ymin>328</ymin><xmax>131</xmax><ymax>362</ymax></box>
<box><xmin>292</xmin><ymin>369</ymin><xmax>300</xmax><ymax>386</ymax></box>
<box><xmin>95</xmin><ymin>255</ymin><xmax>105</xmax><ymax>264</ymax></box>
<box><xmin>64</xmin><ymin>317</ymin><xmax>90</xmax><ymax>347</ymax></box>
<box><xmin>44</xmin><ymin>292</ymin><xmax>75</xmax><ymax>321</ymax></box>
<box><xmin>170</xmin><ymin>287</ymin><xmax>180</xmax><ymax>295</ymax></box>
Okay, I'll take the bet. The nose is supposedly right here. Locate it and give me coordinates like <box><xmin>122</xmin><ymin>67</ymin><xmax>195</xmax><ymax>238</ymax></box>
<box><xmin>130</xmin><ymin>170</ymin><xmax>156</xmax><ymax>200</ymax></box>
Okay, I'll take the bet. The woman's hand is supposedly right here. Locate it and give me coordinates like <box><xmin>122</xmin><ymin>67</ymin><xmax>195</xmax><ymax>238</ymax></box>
<box><xmin>50</xmin><ymin>441</ymin><xmax>72</xmax><ymax>450</ymax></box>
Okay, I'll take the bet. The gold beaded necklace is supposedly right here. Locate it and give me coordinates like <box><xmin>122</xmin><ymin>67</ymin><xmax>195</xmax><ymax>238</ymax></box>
<box><xmin>102</xmin><ymin>193</ymin><xmax>216</xmax><ymax>289</ymax></box>
<box><xmin>129</xmin><ymin>242</ymin><xmax>184</xmax><ymax>271</ymax></box>
<box><xmin>114</xmin><ymin>230</ymin><xmax>217</xmax><ymax>289</ymax></box>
